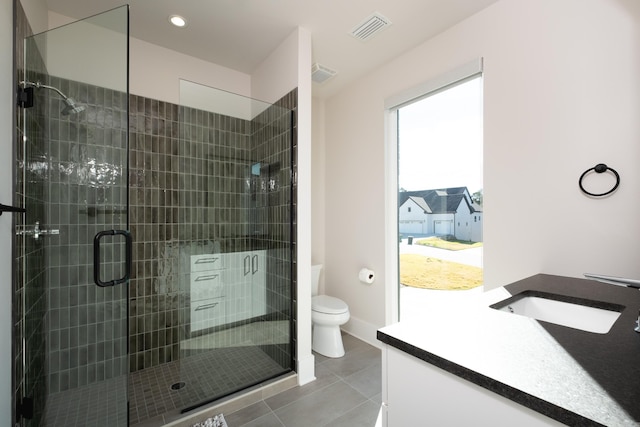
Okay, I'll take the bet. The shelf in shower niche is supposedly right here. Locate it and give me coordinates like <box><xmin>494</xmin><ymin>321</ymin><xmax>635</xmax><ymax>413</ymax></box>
<box><xmin>80</xmin><ymin>207</ymin><xmax>127</xmax><ymax>217</ymax></box>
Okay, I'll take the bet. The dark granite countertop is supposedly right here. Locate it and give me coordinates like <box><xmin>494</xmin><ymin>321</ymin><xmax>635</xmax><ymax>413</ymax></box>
<box><xmin>377</xmin><ymin>274</ymin><xmax>640</xmax><ymax>426</ymax></box>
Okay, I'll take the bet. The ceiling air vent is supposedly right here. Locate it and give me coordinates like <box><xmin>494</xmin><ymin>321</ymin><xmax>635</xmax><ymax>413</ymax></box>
<box><xmin>350</xmin><ymin>12</ymin><xmax>392</xmax><ymax>41</ymax></box>
<box><xmin>311</xmin><ymin>63</ymin><xmax>337</xmax><ymax>84</ymax></box>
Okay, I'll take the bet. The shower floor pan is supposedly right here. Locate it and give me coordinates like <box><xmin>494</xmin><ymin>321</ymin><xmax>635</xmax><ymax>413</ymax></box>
<box><xmin>42</xmin><ymin>321</ymin><xmax>290</xmax><ymax>427</ymax></box>
<box><xmin>129</xmin><ymin>344</ymin><xmax>286</xmax><ymax>425</ymax></box>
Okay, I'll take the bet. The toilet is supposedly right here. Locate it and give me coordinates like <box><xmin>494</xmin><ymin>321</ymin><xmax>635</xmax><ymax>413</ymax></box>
<box><xmin>311</xmin><ymin>265</ymin><xmax>350</xmax><ymax>358</ymax></box>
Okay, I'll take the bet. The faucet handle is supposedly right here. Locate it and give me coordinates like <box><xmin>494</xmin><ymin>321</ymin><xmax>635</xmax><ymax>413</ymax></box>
<box><xmin>583</xmin><ymin>273</ymin><xmax>640</xmax><ymax>290</ymax></box>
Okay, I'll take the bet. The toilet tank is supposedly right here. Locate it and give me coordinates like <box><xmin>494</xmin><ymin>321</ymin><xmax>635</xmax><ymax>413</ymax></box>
<box><xmin>311</xmin><ymin>265</ymin><xmax>323</xmax><ymax>296</ymax></box>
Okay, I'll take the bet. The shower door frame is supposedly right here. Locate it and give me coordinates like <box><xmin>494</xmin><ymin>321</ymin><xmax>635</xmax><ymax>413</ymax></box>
<box><xmin>173</xmin><ymin>80</ymin><xmax>297</xmax><ymax>415</ymax></box>
<box><xmin>13</xmin><ymin>6</ymin><xmax>131</xmax><ymax>426</ymax></box>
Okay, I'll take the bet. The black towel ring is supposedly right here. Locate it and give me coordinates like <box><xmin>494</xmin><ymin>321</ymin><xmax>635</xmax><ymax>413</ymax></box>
<box><xmin>578</xmin><ymin>163</ymin><xmax>620</xmax><ymax>197</ymax></box>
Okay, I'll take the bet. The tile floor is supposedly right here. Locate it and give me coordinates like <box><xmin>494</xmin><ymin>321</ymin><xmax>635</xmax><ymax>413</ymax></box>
<box><xmin>223</xmin><ymin>333</ymin><xmax>382</xmax><ymax>427</ymax></box>
<box><xmin>43</xmin><ymin>375</ymin><xmax>128</xmax><ymax>427</ymax></box>
<box><xmin>42</xmin><ymin>290</ymin><xmax>471</xmax><ymax>427</ymax></box>
<box><xmin>130</xmin><ymin>320</ymin><xmax>293</xmax><ymax>426</ymax></box>
<box><xmin>130</xmin><ymin>345</ymin><xmax>287</xmax><ymax>425</ymax></box>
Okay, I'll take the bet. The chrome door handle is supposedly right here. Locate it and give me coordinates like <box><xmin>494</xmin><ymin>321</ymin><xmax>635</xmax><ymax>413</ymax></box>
<box><xmin>195</xmin><ymin>302</ymin><xmax>219</xmax><ymax>311</ymax></box>
<box><xmin>195</xmin><ymin>257</ymin><xmax>219</xmax><ymax>265</ymax></box>
<box><xmin>194</xmin><ymin>274</ymin><xmax>219</xmax><ymax>282</ymax></box>
<box><xmin>16</xmin><ymin>221</ymin><xmax>59</xmax><ymax>240</ymax></box>
<box><xmin>244</xmin><ymin>255</ymin><xmax>251</xmax><ymax>276</ymax></box>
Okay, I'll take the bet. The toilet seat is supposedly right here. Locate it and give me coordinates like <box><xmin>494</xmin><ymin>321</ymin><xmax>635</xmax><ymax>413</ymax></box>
<box><xmin>312</xmin><ymin>295</ymin><xmax>348</xmax><ymax>314</ymax></box>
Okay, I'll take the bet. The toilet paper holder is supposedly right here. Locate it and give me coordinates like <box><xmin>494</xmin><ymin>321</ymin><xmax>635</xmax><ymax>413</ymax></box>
<box><xmin>359</xmin><ymin>268</ymin><xmax>375</xmax><ymax>284</ymax></box>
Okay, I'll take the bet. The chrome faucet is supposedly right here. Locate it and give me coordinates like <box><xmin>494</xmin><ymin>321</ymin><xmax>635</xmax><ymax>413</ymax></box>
<box><xmin>584</xmin><ymin>273</ymin><xmax>640</xmax><ymax>333</ymax></box>
<box><xmin>583</xmin><ymin>273</ymin><xmax>640</xmax><ymax>289</ymax></box>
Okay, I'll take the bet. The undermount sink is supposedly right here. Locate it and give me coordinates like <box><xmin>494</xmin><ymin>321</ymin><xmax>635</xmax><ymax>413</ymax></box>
<box><xmin>490</xmin><ymin>291</ymin><xmax>624</xmax><ymax>334</ymax></box>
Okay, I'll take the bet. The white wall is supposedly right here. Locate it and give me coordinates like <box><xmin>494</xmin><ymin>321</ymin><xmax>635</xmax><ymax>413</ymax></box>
<box><xmin>1</xmin><ymin>2</ymin><xmax>15</xmax><ymax>423</ymax></box>
<box><xmin>44</xmin><ymin>15</ymin><xmax>127</xmax><ymax>91</ymax></box>
<box><xmin>48</xmin><ymin>11</ymin><xmax>251</xmax><ymax>104</ymax></box>
<box><xmin>252</xmin><ymin>29</ymin><xmax>300</xmax><ymax>104</ymax></box>
<box><xmin>290</xmin><ymin>27</ymin><xmax>315</xmax><ymax>385</ymax></box>
<box><xmin>19</xmin><ymin>0</ymin><xmax>46</xmax><ymax>33</ymax></box>
<box><xmin>131</xmin><ymin>37</ymin><xmax>252</xmax><ymax>105</ymax></box>
<box><xmin>311</xmin><ymin>97</ymin><xmax>326</xmax><ymax>294</ymax></box>
<box><xmin>253</xmin><ymin>26</ymin><xmax>316</xmax><ymax>385</ymax></box>
<box><xmin>321</xmin><ymin>0</ymin><xmax>640</xmax><ymax>338</ymax></box>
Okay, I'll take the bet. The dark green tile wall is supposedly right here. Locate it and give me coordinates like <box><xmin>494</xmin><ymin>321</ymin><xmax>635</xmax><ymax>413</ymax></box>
<box><xmin>128</xmin><ymin>90</ymin><xmax>297</xmax><ymax>373</ymax></box>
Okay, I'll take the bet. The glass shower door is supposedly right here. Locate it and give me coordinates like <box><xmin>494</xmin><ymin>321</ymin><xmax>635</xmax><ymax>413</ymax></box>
<box><xmin>173</xmin><ymin>80</ymin><xmax>295</xmax><ymax>413</ymax></box>
<box><xmin>16</xmin><ymin>6</ymin><xmax>129</xmax><ymax>426</ymax></box>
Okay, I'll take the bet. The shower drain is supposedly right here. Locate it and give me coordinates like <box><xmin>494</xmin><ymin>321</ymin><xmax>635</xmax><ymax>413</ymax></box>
<box><xmin>170</xmin><ymin>382</ymin><xmax>186</xmax><ymax>391</ymax></box>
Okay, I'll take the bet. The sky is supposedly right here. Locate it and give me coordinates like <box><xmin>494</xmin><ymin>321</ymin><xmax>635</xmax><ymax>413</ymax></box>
<box><xmin>398</xmin><ymin>77</ymin><xmax>483</xmax><ymax>194</ymax></box>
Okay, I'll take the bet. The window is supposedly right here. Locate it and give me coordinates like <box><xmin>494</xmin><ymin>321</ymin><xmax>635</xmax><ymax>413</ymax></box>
<box><xmin>385</xmin><ymin>60</ymin><xmax>484</xmax><ymax>322</ymax></box>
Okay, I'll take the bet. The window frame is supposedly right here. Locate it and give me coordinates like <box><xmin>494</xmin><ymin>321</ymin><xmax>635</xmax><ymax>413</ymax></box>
<box><xmin>383</xmin><ymin>59</ymin><xmax>484</xmax><ymax>325</ymax></box>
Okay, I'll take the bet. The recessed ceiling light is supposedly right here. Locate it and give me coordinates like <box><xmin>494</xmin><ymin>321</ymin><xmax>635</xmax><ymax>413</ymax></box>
<box><xmin>169</xmin><ymin>15</ymin><xmax>187</xmax><ymax>28</ymax></box>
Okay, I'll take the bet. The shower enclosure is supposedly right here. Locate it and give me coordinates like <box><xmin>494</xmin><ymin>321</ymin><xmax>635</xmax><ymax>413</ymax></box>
<box><xmin>14</xmin><ymin>4</ymin><xmax>295</xmax><ymax>426</ymax></box>
<box><xmin>15</xmin><ymin>6</ymin><xmax>130</xmax><ymax>426</ymax></box>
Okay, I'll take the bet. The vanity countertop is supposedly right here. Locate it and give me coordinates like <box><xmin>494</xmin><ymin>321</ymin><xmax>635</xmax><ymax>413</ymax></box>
<box><xmin>377</xmin><ymin>274</ymin><xmax>640</xmax><ymax>426</ymax></box>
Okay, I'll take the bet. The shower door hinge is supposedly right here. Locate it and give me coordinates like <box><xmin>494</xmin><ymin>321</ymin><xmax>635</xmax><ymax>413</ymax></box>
<box><xmin>0</xmin><ymin>203</ymin><xmax>26</xmax><ymax>216</ymax></box>
<box><xmin>17</xmin><ymin>86</ymin><xmax>34</xmax><ymax>109</ymax></box>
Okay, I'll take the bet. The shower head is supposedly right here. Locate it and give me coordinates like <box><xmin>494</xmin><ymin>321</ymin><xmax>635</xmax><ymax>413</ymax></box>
<box><xmin>20</xmin><ymin>81</ymin><xmax>86</xmax><ymax>115</ymax></box>
<box><xmin>61</xmin><ymin>97</ymin><xmax>86</xmax><ymax>115</ymax></box>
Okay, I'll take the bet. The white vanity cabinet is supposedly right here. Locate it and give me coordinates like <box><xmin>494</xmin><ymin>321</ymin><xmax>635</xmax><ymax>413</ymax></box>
<box><xmin>190</xmin><ymin>254</ymin><xmax>226</xmax><ymax>332</ymax></box>
<box><xmin>382</xmin><ymin>345</ymin><xmax>563</xmax><ymax>427</ymax></box>
<box><xmin>225</xmin><ymin>250</ymin><xmax>267</xmax><ymax>323</ymax></box>
<box><xmin>225</xmin><ymin>251</ymin><xmax>252</xmax><ymax>324</ymax></box>
<box><xmin>250</xmin><ymin>250</ymin><xmax>267</xmax><ymax>318</ymax></box>
<box><xmin>190</xmin><ymin>250</ymin><xmax>267</xmax><ymax>333</ymax></box>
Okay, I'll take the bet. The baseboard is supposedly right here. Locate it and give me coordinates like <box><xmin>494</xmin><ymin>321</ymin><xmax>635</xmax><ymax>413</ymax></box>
<box><xmin>341</xmin><ymin>315</ymin><xmax>383</xmax><ymax>349</ymax></box>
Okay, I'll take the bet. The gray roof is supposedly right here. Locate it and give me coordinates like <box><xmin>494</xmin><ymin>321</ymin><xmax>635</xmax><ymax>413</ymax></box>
<box><xmin>407</xmin><ymin>196</ymin><xmax>432</xmax><ymax>213</ymax></box>
<box><xmin>399</xmin><ymin>187</ymin><xmax>482</xmax><ymax>214</ymax></box>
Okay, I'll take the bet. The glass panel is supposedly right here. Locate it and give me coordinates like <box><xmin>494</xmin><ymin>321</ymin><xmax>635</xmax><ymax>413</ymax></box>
<box><xmin>124</xmin><ymin>80</ymin><xmax>294</xmax><ymax>424</ymax></box>
<box><xmin>397</xmin><ymin>76</ymin><xmax>484</xmax><ymax>320</ymax></box>
<box><xmin>175</xmin><ymin>80</ymin><xmax>294</xmax><ymax>413</ymax></box>
<box><xmin>17</xmin><ymin>6</ymin><xmax>129</xmax><ymax>426</ymax></box>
